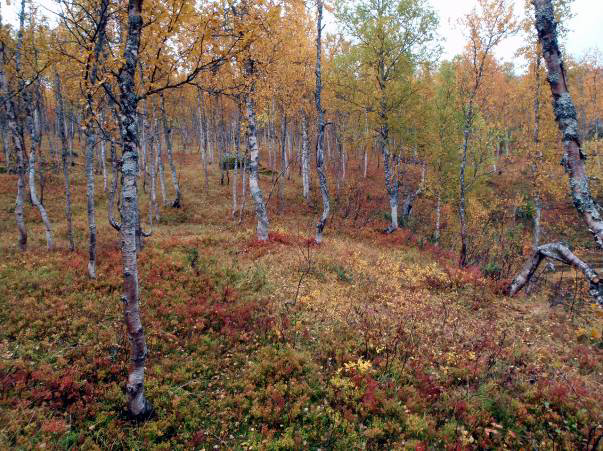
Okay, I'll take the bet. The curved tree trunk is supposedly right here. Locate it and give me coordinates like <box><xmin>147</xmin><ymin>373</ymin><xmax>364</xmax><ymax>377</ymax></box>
<box><xmin>532</xmin><ymin>0</ymin><xmax>603</xmax><ymax>249</ymax></box>
<box><xmin>508</xmin><ymin>242</ymin><xmax>602</xmax><ymax>306</ymax></box>
<box><xmin>510</xmin><ymin>0</ymin><xmax>603</xmax><ymax>307</ymax></box>
<box><xmin>28</xmin><ymin>109</ymin><xmax>54</xmax><ymax>250</ymax></box>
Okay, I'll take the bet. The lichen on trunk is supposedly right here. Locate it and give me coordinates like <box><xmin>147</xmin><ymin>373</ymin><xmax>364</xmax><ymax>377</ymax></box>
<box><xmin>116</xmin><ymin>0</ymin><xmax>152</xmax><ymax>420</ymax></box>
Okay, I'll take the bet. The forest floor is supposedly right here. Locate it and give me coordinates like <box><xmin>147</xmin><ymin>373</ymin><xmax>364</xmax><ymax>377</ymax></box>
<box><xmin>1</xmin><ymin>152</ymin><xmax>603</xmax><ymax>450</ymax></box>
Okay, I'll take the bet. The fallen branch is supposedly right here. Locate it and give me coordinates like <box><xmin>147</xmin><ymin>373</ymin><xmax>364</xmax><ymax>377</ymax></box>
<box><xmin>508</xmin><ymin>242</ymin><xmax>603</xmax><ymax>306</ymax></box>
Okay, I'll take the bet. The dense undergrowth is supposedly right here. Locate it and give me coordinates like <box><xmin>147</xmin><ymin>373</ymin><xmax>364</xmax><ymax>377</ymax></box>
<box><xmin>1</xmin><ymin>156</ymin><xmax>603</xmax><ymax>450</ymax></box>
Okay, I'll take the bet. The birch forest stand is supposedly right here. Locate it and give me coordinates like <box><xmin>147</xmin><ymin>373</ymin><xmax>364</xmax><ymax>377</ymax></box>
<box><xmin>1</xmin><ymin>0</ymin><xmax>603</xmax><ymax>448</ymax></box>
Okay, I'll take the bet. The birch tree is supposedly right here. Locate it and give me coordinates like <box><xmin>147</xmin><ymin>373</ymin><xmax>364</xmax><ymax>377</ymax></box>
<box><xmin>160</xmin><ymin>92</ymin><xmax>182</xmax><ymax>208</ymax></box>
<box><xmin>0</xmin><ymin>5</ymin><xmax>9</xmax><ymax>174</ymax></box>
<box><xmin>457</xmin><ymin>0</ymin><xmax>517</xmax><ymax>267</ymax></box>
<box><xmin>314</xmin><ymin>0</ymin><xmax>329</xmax><ymax>243</ymax></box>
<box><xmin>6</xmin><ymin>0</ymin><xmax>28</xmax><ymax>251</ymax></box>
<box><xmin>54</xmin><ymin>72</ymin><xmax>75</xmax><ymax>251</ymax></box>
<box><xmin>335</xmin><ymin>0</ymin><xmax>438</xmax><ymax>234</ymax></box>
<box><xmin>301</xmin><ymin>109</ymin><xmax>310</xmax><ymax>201</ymax></box>
<box><xmin>230</xmin><ymin>0</ymin><xmax>272</xmax><ymax>241</ymax></box>
<box><xmin>509</xmin><ymin>0</ymin><xmax>603</xmax><ymax>306</ymax></box>
<box><xmin>244</xmin><ymin>57</ymin><xmax>270</xmax><ymax>241</ymax></box>
<box><xmin>114</xmin><ymin>0</ymin><xmax>153</xmax><ymax>419</ymax></box>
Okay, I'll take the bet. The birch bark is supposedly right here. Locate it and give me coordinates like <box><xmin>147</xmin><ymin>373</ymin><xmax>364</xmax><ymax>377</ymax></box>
<box><xmin>54</xmin><ymin>72</ymin><xmax>74</xmax><ymax>251</ymax></box>
<box><xmin>244</xmin><ymin>59</ymin><xmax>269</xmax><ymax>241</ymax></box>
<box><xmin>28</xmin><ymin>107</ymin><xmax>54</xmax><ymax>250</ymax></box>
<box><xmin>10</xmin><ymin>0</ymin><xmax>27</xmax><ymax>251</ymax></box>
<box><xmin>117</xmin><ymin>0</ymin><xmax>152</xmax><ymax>418</ymax></box>
<box><xmin>301</xmin><ymin>110</ymin><xmax>310</xmax><ymax>201</ymax></box>
<box><xmin>160</xmin><ymin>93</ymin><xmax>181</xmax><ymax>208</ymax></box>
<box><xmin>315</xmin><ymin>0</ymin><xmax>330</xmax><ymax>243</ymax></box>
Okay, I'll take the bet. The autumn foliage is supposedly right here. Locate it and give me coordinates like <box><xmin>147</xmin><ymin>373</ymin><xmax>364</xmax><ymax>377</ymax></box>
<box><xmin>1</xmin><ymin>0</ymin><xmax>603</xmax><ymax>448</ymax></box>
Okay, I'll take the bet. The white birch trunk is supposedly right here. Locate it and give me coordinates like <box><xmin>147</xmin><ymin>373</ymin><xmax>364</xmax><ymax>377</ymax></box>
<box><xmin>155</xmin><ymin>104</ymin><xmax>168</xmax><ymax>206</ymax></box>
<box><xmin>160</xmin><ymin>93</ymin><xmax>181</xmax><ymax>208</ymax></box>
<box><xmin>301</xmin><ymin>111</ymin><xmax>310</xmax><ymax>201</ymax></box>
<box><xmin>315</xmin><ymin>0</ymin><xmax>330</xmax><ymax>243</ymax></box>
<box><xmin>8</xmin><ymin>0</ymin><xmax>27</xmax><ymax>251</ymax></box>
<box><xmin>84</xmin><ymin>121</ymin><xmax>97</xmax><ymax>278</ymax></box>
<box><xmin>435</xmin><ymin>193</ymin><xmax>441</xmax><ymax>244</ymax></box>
<box><xmin>54</xmin><ymin>72</ymin><xmax>74</xmax><ymax>251</ymax></box>
<box><xmin>117</xmin><ymin>0</ymin><xmax>152</xmax><ymax>419</ymax></box>
<box><xmin>100</xmin><ymin>111</ymin><xmax>108</xmax><ymax>193</ymax></box>
<box><xmin>278</xmin><ymin>111</ymin><xmax>287</xmax><ymax>215</ymax></box>
<box><xmin>197</xmin><ymin>90</ymin><xmax>209</xmax><ymax>193</ymax></box>
<box><xmin>28</xmin><ymin>109</ymin><xmax>54</xmax><ymax>250</ymax></box>
<box><xmin>232</xmin><ymin>114</ymin><xmax>240</xmax><ymax>218</ymax></box>
<box><xmin>244</xmin><ymin>59</ymin><xmax>269</xmax><ymax>241</ymax></box>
